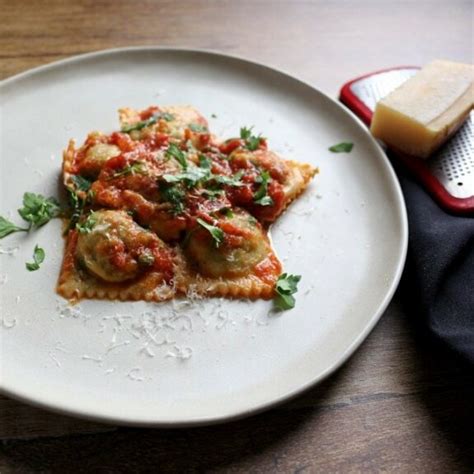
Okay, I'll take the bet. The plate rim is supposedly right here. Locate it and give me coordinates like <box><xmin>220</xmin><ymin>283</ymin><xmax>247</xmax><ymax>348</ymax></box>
<box><xmin>0</xmin><ymin>46</ymin><xmax>408</xmax><ymax>427</ymax></box>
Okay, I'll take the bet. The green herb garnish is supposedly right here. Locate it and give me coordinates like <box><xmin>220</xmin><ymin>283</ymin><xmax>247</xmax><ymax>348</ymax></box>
<box><xmin>196</xmin><ymin>218</ymin><xmax>224</xmax><ymax>247</ymax></box>
<box><xmin>138</xmin><ymin>249</ymin><xmax>155</xmax><ymax>266</ymax></box>
<box><xmin>76</xmin><ymin>212</ymin><xmax>97</xmax><ymax>234</ymax></box>
<box><xmin>161</xmin><ymin>112</ymin><xmax>174</xmax><ymax>121</ymax></box>
<box><xmin>163</xmin><ymin>167</ymin><xmax>210</xmax><ymax>188</ymax></box>
<box><xmin>121</xmin><ymin>112</ymin><xmax>174</xmax><ymax>133</ymax></box>
<box><xmin>222</xmin><ymin>208</ymin><xmax>234</xmax><ymax>218</ymax></box>
<box><xmin>240</xmin><ymin>126</ymin><xmax>263</xmax><ymax>151</ymax></box>
<box><xmin>25</xmin><ymin>245</ymin><xmax>45</xmax><ymax>272</ymax></box>
<box><xmin>240</xmin><ymin>127</ymin><xmax>253</xmax><ymax>140</ymax></box>
<box><xmin>274</xmin><ymin>273</ymin><xmax>301</xmax><ymax>310</ymax></box>
<box><xmin>161</xmin><ymin>184</ymin><xmax>186</xmax><ymax>215</ymax></box>
<box><xmin>166</xmin><ymin>143</ymin><xmax>188</xmax><ymax>170</ymax></box>
<box><xmin>213</xmin><ymin>170</ymin><xmax>244</xmax><ymax>187</ymax></box>
<box><xmin>199</xmin><ymin>155</ymin><xmax>212</xmax><ymax>169</ymax></box>
<box><xmin>71</xmin><ymin>175</ymin><xmax>92</xmax><ymax>192</ymax></box>
<box><xmin>247</xmin><ymin>215</ymin><xmax>258</xmax><ymax>226</ymax></box>
<box><xmin>188</xmin><ymin>123</ymin><xmax>208</xmax><ymax>133</ymax></box>
<box><xmin>202</xmin><ymin>189</ymin><xmax>224</xmax><ymax>199</ymax></box>
<box><xmin>0</xmin><ymin>216</ymin><xmax>27</xmax><ymax>239</ymax></box>
<box><xmin>18</xmin><ymin>193</ymin><xmax>61</xmax><ymax>229</ymax></box>
<box><xmin>111</xmin><ymin>162</ymin><xmax>146</xmax><ymax>178</ymax></box>
<box><xmin>253</xmin><ymin>170</ymin><xmax>274</xmax><ymax>206</ymax></box>
<box><xmin>163</xmin><ymin>165</ymin><xmax>243</xmax><ymax>190</ymax></box>
<box><xmin>67</xmin><ymin>188</ymin><xmax>94</xmax><ymax>231</ymax></box>
<box><xmin>329</xmin><ymin>142</ymin><xmax>354</xmax><ymax>153</ymax></box>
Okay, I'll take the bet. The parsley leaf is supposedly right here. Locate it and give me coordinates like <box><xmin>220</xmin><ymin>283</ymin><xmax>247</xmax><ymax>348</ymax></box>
<box><xmin>246</xmin><ymin>135</ymin><xmax>261</xmax><ymax>151</ymax></box>
<box><xmin>71</xmin><ymin>175</ymin><xmax>92</xmax><ymax>192</ymax></box>
<box><xmin>240</xmin><ymin>126</ymin><xmax>253</xmax><ymax>140</ymax></box>
<box><xmin>18</xmin><ymin>193</ymin><xmax>61</xmax><ymax>228</ymax></box>
<box><xmin>67</xmin><ymin>188</ymin><xmax>94</xmax><ymax>231</ymax></box>
<box><xmin>112</xmin><ymin>162</ymin><xmax>145</xmax><ymax>178</ymax></box>
<box><xmin>0</xmin><ymin>216</ymin><xmax>28</xmax><ymax>239</ymax></box>
<box><xmin>240</xmin><ymin>126</ymin><xmax>263</xmax><ymax>151</ymax></box>
<box><xmin>163</xmin><ymin>166</ymin><xmax>244</xmax><ymax>192</ymax></box>
<box><xmin>222</xmin><ymin>208</ymin><xmax>234</xmax><ymax>218</ymax></box>
<box><xmin>138</xmin><ymin>249</ymin><xmax>155</xmax><ymax>266</ymax></box>
<box><xmin>213</xmin><ymin>170</ymin><xmax>244</xmax><ymax>187</ymax></box>
<box><xmin>166</xmin><ymin>143</ymin><xmax>188</xmax><ymax>170</ymax></box>
<box><xmin>202</xmin><ymin>189</ymin><xmax>224</xmax><ymax>199</ymax></box>
<box><xmin>255</xmin><ymin>195</ymin><xmax>273</xmax><ymax>206</ymax></box>
<box><xmin>67</xmin><ymin>190</ymin><xmax>83</xmax><ymax>230</ymax></box>
<box><xmin>76</xmin><ymin>212</ymin><xmax>97</xmax><ymax>234</ymax></box>
<box><xmin>25</xmin><ymin>245</ymin><xmax>45</xmax><ymax>272</ymax></box>
<box><xmin>274</xmin><ymin>273</ymin><xmax>301</xmax><ymax>310</ymax></box>
<box><xmin>253</xmin><ymin>170</ymin><xmax>274</xmax><ymax>206</ymax></box>
<box><xmin>161</xmin><ymin>112</ymin><xmax>174</xmax><ymax>121</ymax></box>
<box><xmin>161</xmin><ymin>184</ymin><xmax>186</xmax><ymax>215</ymax></box>
<box><xmin>121</xmin><ymin>112</ymin><xmax>174</xmax><ymax>133</ymax></box>
<box><xmin>329</xmin><ymin>142</ymin><xmax>354</xmax><ymax>153</ymax></box>
<box><xmin>188</xmin><ymin>123</ymin><xmax>208</xmax><ymax>133</ymax></box>
<box><xmin>163</xmin><ymin>167</ymin><xmax>210</xmax><ymax>188</ymax></box>
<box><xmin>199</xmin><ymin>155</ymin><xmax>212</xmax><ymax>169</ymax></box>
<box><xmin>197</xmin><ymin>218</ymin><xmax>224</xmax><ymax>247</ymax></box>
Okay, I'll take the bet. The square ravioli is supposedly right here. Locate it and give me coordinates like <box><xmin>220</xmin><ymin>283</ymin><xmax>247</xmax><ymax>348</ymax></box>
<box><xmin>58</xmin><ymin>106</ymin><xmax>318</xmax><ymax>302</ymax></box>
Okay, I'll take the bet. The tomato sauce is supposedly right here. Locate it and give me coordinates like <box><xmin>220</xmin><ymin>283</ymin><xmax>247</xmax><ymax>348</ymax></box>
<box><xmin>65</xmin><ymin>108</ymin><xmax>304</xmax><ymax>293</ymax></box>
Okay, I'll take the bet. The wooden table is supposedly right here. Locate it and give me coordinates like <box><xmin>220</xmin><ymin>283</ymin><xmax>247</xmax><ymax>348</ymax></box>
<box><xmin>1</xmin><ymin>1</ymin><xmax>473</xmax><ymax>471</ymax></box>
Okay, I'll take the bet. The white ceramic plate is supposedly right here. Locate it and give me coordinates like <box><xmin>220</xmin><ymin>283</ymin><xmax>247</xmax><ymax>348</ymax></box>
<box><xmin>0</xmin><ymin>47</ymin><xmax>407</xmax><ymax>426</ymax></box>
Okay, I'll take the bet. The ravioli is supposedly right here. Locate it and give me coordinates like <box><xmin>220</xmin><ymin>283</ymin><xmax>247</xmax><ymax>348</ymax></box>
<box><xmin>58</xmin><ymin>106</ymin><xmax>318</xmax><ymax>302</ymax></box>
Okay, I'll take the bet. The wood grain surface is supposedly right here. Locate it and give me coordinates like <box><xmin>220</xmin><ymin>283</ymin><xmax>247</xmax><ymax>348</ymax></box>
<box><xmin>1</xmin><ymin>0</ymin><xmax>473</xmax><ymax>472</ymax></box>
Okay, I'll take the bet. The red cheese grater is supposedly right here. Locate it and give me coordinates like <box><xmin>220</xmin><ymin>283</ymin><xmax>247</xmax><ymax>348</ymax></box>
<box><xmin>339</xmin><ymin>67</ymin><xmax>474</xmax><ymax>215</ymax></box>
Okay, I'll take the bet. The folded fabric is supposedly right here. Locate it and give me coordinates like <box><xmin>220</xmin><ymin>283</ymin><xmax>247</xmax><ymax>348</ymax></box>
<box><xmin>397</xmin><ymin>166</ymin><xmax>474</xmax><ymax>364</ymax></box>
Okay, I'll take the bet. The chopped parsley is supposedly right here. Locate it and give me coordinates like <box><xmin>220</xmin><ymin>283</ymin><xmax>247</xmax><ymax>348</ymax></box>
<box><xmin>17</xmin><ymin>193</ymin><xmax>61</xmax><ymax>229</ymax></box>
<box><xmin>162</xmin><ymin>162</ymin><xmax>243</xmax><ymax>191</ymax></box>
<box><xmin>166</xmin><ymin>143</ymin><xmax>188</xmax><ymax>170</ymax></box>
<box><xmin>67</xmin><ymin>188</ymin><xmax>94</xmax><ymax>231</ymax></box>
<box><xmin>253</xmin><ymin>170</ymin><xmax>274</xmax><ymax>206</ymax></box>
<box><xmin>71</xmin><ymin>175</ymin><xmax>92</xmax><ymax>192</ymax></box>
<box><xmin>202</xmin><ymin>189</ymin><xmax>224</xmax><ymax>199</ymax></box>
<box><xmin>161</xmin><ymin>184</ymin><xmax>186</xmax><ymax>215</ymax></box>
<box><xmin>121</xmin><ymin>112</ymin><xmax>174</xmax><ymax>133</ymax></box>
<box><xmin>138</xmin><ymin>249</ymin><xmax>155</xmax><ymax>266</ymax></box>
<box><xmin>111</xmin><ymin>162</ymin><xmax>146</xmax><ymax>178</ymax></box>
<box><xmin>240</xmin><ymin>126</ymin><xmax>263</xmax><ymax>151</ymax></box>
<box><xmin>25</xmin><ymin>245</ymin><xmax>45</xmax><ymax>272</ymax></box>
<box><xmin>197</xmin><ymin>218</ymin><xmax>224</xmax><ymax>247</ymax></box>
<box><xmin>329</xmin><ymin>142</ymin><xmax>354</xmax><ymax>153</ymax></box>
<box><xmin>163</xmin><ymin>167</ymin><xmax>209</xmax><ymax>188</ymax></box>
<box><xmin>274</xmin><ymin>273</ymin><xmax>301</xmax><ymax>310</ymax></box>
<box><xmin>198</xmin><ymin>155</ymin><xmax>212</xmax><ymax>169</ymax></box>
<box><xmin>240</xmin><ymin>126</ymin><xmax>253</xmax><ymax>140</ymax></box>
<box><xmin>76</xmin><ymin>212</ymin><xmax>97</xmax><ymax>234</ymax></box>
<box><xmin>213</xmin><ymin>170</ymin><xmax>244</xmax><ymax>187</ymax></box>
<box><xmin>0</xmin><ymin>216</ymin><xmax>27</xmax><ymax>239</ymax></box>
<box><xmin>188</xmin><ymin>123</ymin><xmax>208</xmax><ymax>133</ymax></box>
<box><xmin>247</xmin><ymin>214</ymin><xmax>258</xmax><ymax>226</ymax></box>
<box><xmin>221</xmin><ymin>208</ymin><xmax>234</xmax><ymax>218</ymax></box>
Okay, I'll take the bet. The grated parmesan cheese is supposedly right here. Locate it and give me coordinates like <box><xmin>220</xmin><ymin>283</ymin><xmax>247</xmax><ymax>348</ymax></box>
<box><xmin>48</xmin><ymin>351</ymin><xmax>62</xmax><ymax>368</ymax></box>
<box><xmin>166</xmin><ymin>345</ymin><xmax>193</xmax><ymax>360</ymax></box>
<box><xmin>127</xmin><ymin>367</ymin><xmax>145</xmax><ymax>381</ymax></box>
<box><xmin>0</xmin><ymin>246</ymin><xmax>19</xmax><ymax>256</ymax></box>
<box><xmin>1</xmin><ymin>316</ymin><xmax>17</xmax><ymax>329</ymax></box>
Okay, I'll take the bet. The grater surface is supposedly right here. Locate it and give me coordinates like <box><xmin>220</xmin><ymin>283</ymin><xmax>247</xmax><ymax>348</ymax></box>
<box><xmin>350</xmin><ymin>69</ymin><xmax>473</xmax><ymax>199</ymax></box>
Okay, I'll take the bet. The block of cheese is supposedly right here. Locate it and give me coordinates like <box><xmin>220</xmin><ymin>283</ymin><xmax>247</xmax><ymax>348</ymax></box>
<box><xmin>370</xmin><ymin>60</ymin><xmax>474</xmax><ymax>158</ymax></box>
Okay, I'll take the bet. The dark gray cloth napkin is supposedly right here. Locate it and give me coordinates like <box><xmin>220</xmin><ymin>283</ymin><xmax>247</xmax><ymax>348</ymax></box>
<box><xmin>396</xmin><ymin>166</ymin><xmax>474</xmax><ymax>364</ymax></box>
